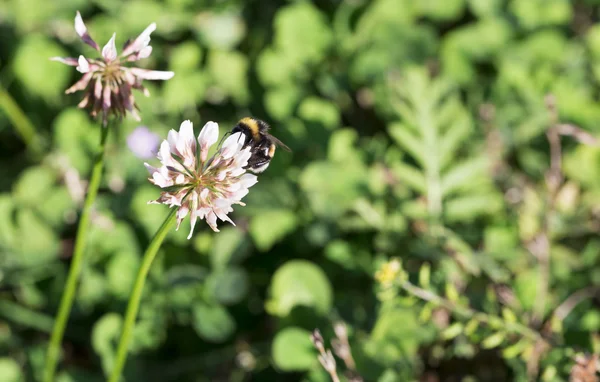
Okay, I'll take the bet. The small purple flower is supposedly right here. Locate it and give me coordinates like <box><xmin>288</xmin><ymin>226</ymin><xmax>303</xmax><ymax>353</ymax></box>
<box><xmin>127</xmin><ymin>126</ymin><xmax>160</xmax><ymax>159</ymax></box>
<box><xmin>51</xmin><ymin>11</ymin><xmax>174</xmax><ymax>124</ymax></box>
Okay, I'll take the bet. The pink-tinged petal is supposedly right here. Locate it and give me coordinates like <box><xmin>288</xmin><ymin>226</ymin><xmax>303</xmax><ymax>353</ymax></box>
<box><xmin>74</xmin><ymin>11</ymin><xmax>100</xmax><ymax>50</ymax></box>
<box><xmin>74</xmin><ymin>11</ymin><xmax>87</xmax><ymax>36</ymax></box>
<box><xmin>229</xmin><ymin>167</ymin><xmax>245</xmax><ymax>177</ymax></box>
<box><xmin>65</xmin><ymin>72</ymin><xmax>94</xmax><ymax>94</ymax></box>
<box><xmin>129</xmin><ymin>67</ymin><xmax>174</xmax><ymax>80</ymax></box>
<box><xmin>231</xmin><ymin>187</ymin><xmax>249</xmax><ymax>201</ymax></box>
<box><xmin>233</xmin><ymin>147</ymin><xmax>252</xmax><ymax>168</ymax></box>
<box><xmin>239</xmin><ymin>173</ymin><xmax>258</xmax><ymax>188</ymax></box>
<box><xmin>103</xmin><ymin>83</ymin><xmax>111</xmax><ymax>110</ymax></box>
<box><xmin>122</xmin><ymin>22</ymin><xmax>156</xmax><ymax>57</ymax></box>
<box><xmin>225</xmin><ymin>182</ymin><xmax>242</xmax><ymax>193</ymax></box>
<box><xmin>177</xmin><ymin>121</ymin><xmax>197</xmax><ymax>168</ymax></box>
<box><xmin>50</xmin><ymin>57</ymin><xmax>78</xmax><ymax>66</ymax></box>
<box><xmin>77</xmin><ymin>94</ymin><xmax>90</xmax><ymax>108</ymax></box>
<box><xmin>76</xmin><ymin>55</ymin><xmax>89</xmax><ymax>73</ymax></box>
<box><xmin>188</xmin><ymin>209</ymin><xmax>201</xmax><ymax>239</ymax></box>
<box><xmin>205</xmin><ymin>211</ymin><xmax>219</xmax><ymax>232</ymax></box>
<box><xmin>157</xmin><ymin>140</ymin><xmax>173</xmax><ymax>164</ymax></box>
<box><xmin>124</xmin><ymin>70</ymin><xmax>137</xmax><ymax>85</ymax></box>
<box><xmin>176</xmin><ymin>206</ymin><xmax>189</xmax><ymax>230</ymax></box>
<box><xmin>138</xmin><ymin>46</ymin><xmax>153</xmax><ymax>59</ymax></box>
<box><xmin>197</xmin><ymin>121</ymin><xmax>218</xmax><ymax>162</ymax></box>
<box><xmin>167</xmin><ymin>129</ymin><xmax>180</xmax><ymax>156</ymax></box>
<box><xmin>220</xmin><ymin>132</ymin><xmax>244</xmax><ymax>159</ymax></box>
<box><xmin>144</xmin><ymin>163</ymin><xmax>159</xmax><ymax>174</ymax></box>
<box><xmin>94</xmin><ymin>76</ymin><xmax>102</xmax><ymax>99</ymax></box>
<box><xmin>215</xmin><ymin>209</ymin><xmax>235</xmax><ymax>226</ymax></box>
<box><xmin>102</xmin><ymin>33</ymin><xmax>118</xmax><ymax>61</ymax></box>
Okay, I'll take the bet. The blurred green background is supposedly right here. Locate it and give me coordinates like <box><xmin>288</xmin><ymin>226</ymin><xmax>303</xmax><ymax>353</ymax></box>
<box><xmin>2</xmin><ymin>0</ymin><xmax>600</xmax><ymax>381</ymax></box>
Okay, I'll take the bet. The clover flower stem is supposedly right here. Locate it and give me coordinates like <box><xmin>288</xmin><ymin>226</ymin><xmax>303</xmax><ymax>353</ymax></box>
<box><xmin>43</xmin><ymin>123</ymin><xmax>110</xmax><ymax>382</ymax></box>
<box><xmin>109</xmin><ymin>208</ymin><xmax>178</xmax><ymax>382</ymax></box>
<box><xmin>0</xmin><ymin>85</ymin><xmax>44</xmax><ymax>156</ymax></box>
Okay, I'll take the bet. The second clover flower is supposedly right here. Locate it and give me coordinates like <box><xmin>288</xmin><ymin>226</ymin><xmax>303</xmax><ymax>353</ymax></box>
<box><xmin>145</xmin><ymin>120</ymin><xmax>258</xmax><ymax>238</ymax></box>
<box><xmin>51</xmin><ymin>12</ymin><xmax>174</xmax><ymax>124</ymax></box>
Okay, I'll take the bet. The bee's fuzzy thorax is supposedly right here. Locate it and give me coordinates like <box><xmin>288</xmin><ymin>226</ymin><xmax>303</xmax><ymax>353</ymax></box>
<box><xmin>238</xmin><ymin>117</ymin><xmax>262</xmax><ymax>140</ymax></box>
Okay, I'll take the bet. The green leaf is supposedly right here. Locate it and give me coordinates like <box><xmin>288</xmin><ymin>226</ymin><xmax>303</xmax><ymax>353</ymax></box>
<box><xmin>14</xmin><ymin>35</ymin><xmax>71</xmax><ymax>101</ymax></box>
<box><xmin>53</xmin><ymin>109</ymin><xmax>96</xmax><ymax>174</ymax></box>
<box><xmin>390</xmin><ymin>162</ymin><xmax>427</xmax><ymax>194</ymax></box>
<box><xmin>92</xmin><ymin>313</ymin><xmax>122</xmax><ymax>375</ymax></box>
<box><xmin>206</xmin><ymin>267</ymin><xmax>249</xmax><ymax>306</ymax></box>
<box><xmin>509</xmin><ymin>0</ymin><xmax>572</xmax><ymax>30</ymax></box>
<box><xmin>440</xmin><ymin>157</ymin><xmax>489</xmax><ymax>197</ymax></box>
<box><xmin>208</xmin><ymin>50</ymin><xmax>249</xmax><ymax>104</ymax></box>
<box><xmin>192</xmin><ymin>302</ymin><xmax>235</xmax><ymax>343</ymax></box>
<box><xmin>0</xmin><ymin>358</ymin><xmax>22</xmax><ymax>382</ymax></box>
<box><xmin>249</xmin><ymin>209</ymin><xmax>297</xmax><ymax>251</ymax></box>
<box><xmin>418</xmin><ymin>263</ymin><xmax>431</xmax><ymax>288</ymax></box>
<box><xmin>389</xmin><ymin>123</ymin><xmax>425</xmax><ymax>166</ymax></box>
<box><xmin>514</xmin><ymin>269</ymin><xmax>541</xmax><ymax>310</ymax></box>
<box><xmin>442</xmin><ymin>322</ymin><xmax>463</xmax><ymax>340</ymax></box>
<box><xmin>439</xmin><ymin>112</ymin><xmax>472</xmax><ymax>169</ymax></box>
<box><xmin>163</xmin><ymin>73</ymin><xmax>207</xmax><ymax>111</ymax></box>
<box><xmin>12</xmin><ymin>166</ymin><xmax>56</xmax><ymax>207</ymax></box>
<box><xmin>299</xmin><ymin>161</ymin><xmax>366</xmax><ymax>219</ymax></box>
<box><xmin>256</xmin><ymin>49</ymin><xmax>295</xmax><ymax>87</ymax></box>
<box><xmin>78</xmin><ymin>269</ymin><xmax>107</xmax><ymax>311</ymax></box>
<box><xmin>445</xmin><ymin>194</ymin><xmax>503</xmax><ymax>222</ymax></box>
<box><xmin>445</xmin><ymin>283</ymin><xmax>459</xmax><ymax>303</ymax></box>
<box><xmin>325</xmin><ymin>240</ymin><xmax>356</xmax><ymax>270</ymax></box>
<box><xmin>210</xmin><ymin>227</ymin><xmax>249</xmax><ymax>269</ymax></box>
<box><xmin>272</xmin><ymin>327</ymin><xmax>316</xmax><ymax>371</ymax></box>
<box><xmin>264</xmin><ymin>87</ymin><xmax>300</xmax><ymax>120</ymax></box>
<box><xmin>194</xmin><ymin>12</ymin><xmax>245</xmax><ymax>50</ymax></box>
<box><xmin>468</xmin><ymin>0</ymin><xmax>503</xmax><ymax>17</ymax></box>
<box><xmin>297</xmin><ymin>97</ymin><xmax>340</xmax><ymax>129</ymax></box>
<box><xmin>266</xmin><ymin>260</ymin><xmax>332</xmax><ymax>317</ymax></box>
<box><xmin>418</xmin><ymin>0</ymin><xmax>465</xmax><ymax>21</ymax></box>
<box><xmin>16</xmin><ymin>209</ymin><xmax>59</xmax><ymax>266</ymax></box>
<box><xmin>106</xmin><ymin>251</ymin><xmax>139</xmax><ymax>300</ymax></box>
<box><xmin>366</xmin><ymin>307</ymin><xmax>432</xmax><ymax>364</ymax></box>
<box><xmin>274</xmin><ymin>2</ymin><xmax>332</xmax><ymax>64</ymax></box>
<box><xmin>482</xmin><ymin>332</ymin><xmax>505</xmax><ymax>349</ymax></box>
<box><xmin>169</xmin><ymin>41</ymin><xmax>202</xmax><ymax>73</ymax></box>
<box><xmin>328</xmin><ymin>129</ymin><xmax>360</xmax><ymax>163</ymax></box>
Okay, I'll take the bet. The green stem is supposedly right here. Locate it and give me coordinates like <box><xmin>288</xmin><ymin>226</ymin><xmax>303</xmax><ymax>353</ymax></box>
<box><xmin>0</xmin><ymin>85</ymin><xmax>44</xmax><ymax>155</ymax></box>
<box><xmin>43</xmin><ymin>124</ymin><xmax>110</xmax><ymax>382</ymax></box>
<box><xmin>109</xmin><ymin>208</ymin><xmax>177</xmax><ymax>382</ymax></box>
<box><xmin>400</xmin><ymin>281</ymin><xmax>543</xmax><ymax>342</ymax></box>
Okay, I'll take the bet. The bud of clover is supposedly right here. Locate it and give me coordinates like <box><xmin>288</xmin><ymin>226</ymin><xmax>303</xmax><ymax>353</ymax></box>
<box><xmin>51</xmin><ymin>11</ymin><xmax>174</xmax><ymax>124</ymax></box>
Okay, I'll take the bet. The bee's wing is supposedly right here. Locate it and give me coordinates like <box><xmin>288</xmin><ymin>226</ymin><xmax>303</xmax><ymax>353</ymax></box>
<box><xmin>268</xmin><ymin>134</ymin><xmax>292</xmax><ymax>152</ymax></box>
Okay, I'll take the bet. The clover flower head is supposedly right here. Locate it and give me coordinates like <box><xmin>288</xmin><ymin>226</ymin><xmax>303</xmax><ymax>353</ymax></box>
<box><xmin>51</xmin><ymin>11</ymin><xmax>174</xmax><ymax>124</ymax></box>
<box><xmin>145</xmin><ymin>120</ymin><xmax>257</xmax><ymax>238</ymax></box>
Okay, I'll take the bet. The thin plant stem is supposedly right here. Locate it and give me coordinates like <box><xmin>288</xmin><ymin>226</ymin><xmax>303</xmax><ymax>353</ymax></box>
<box><xmin>0</xmin><ymin>85</ymin><xmax>44</xmax><ymax>155</ymax></box>
<box><xmin>400</xmin><ymin>281</ymin><xmax>543</xmax><ymax>343</ymax></box>
<box><xmin>43</xmin><ymin>124</ymin><xmax>110</xmax><ymax>382</ymax></box>
<box><xmin>109</xmin><ymin>208</ymin><xmax>178</xmax><ymax>382</ymax></box>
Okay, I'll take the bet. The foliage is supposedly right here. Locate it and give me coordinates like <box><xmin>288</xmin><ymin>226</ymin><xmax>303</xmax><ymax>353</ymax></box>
<box><xmin>1</xmin><ymin>0</ymin><xmax>600</xmax><ymax>381</ymax></box>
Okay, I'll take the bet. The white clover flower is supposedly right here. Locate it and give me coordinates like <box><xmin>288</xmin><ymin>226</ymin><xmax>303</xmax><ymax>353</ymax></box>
<box><xmin>51</xmin><ymin>11</ymin><xmax>174</xmax><ymax>124</ymax></box>
<box><xmin>145</xmin><ymin>120</ymin><xmax>258</xmax><ymax>238</ymax></box>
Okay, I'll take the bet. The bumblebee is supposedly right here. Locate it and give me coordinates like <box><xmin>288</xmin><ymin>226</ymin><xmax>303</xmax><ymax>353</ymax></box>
<box><xmin>230</xmin><ymin>117</ymin><xmax>291</xmax><ymax>173</ymax></box>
